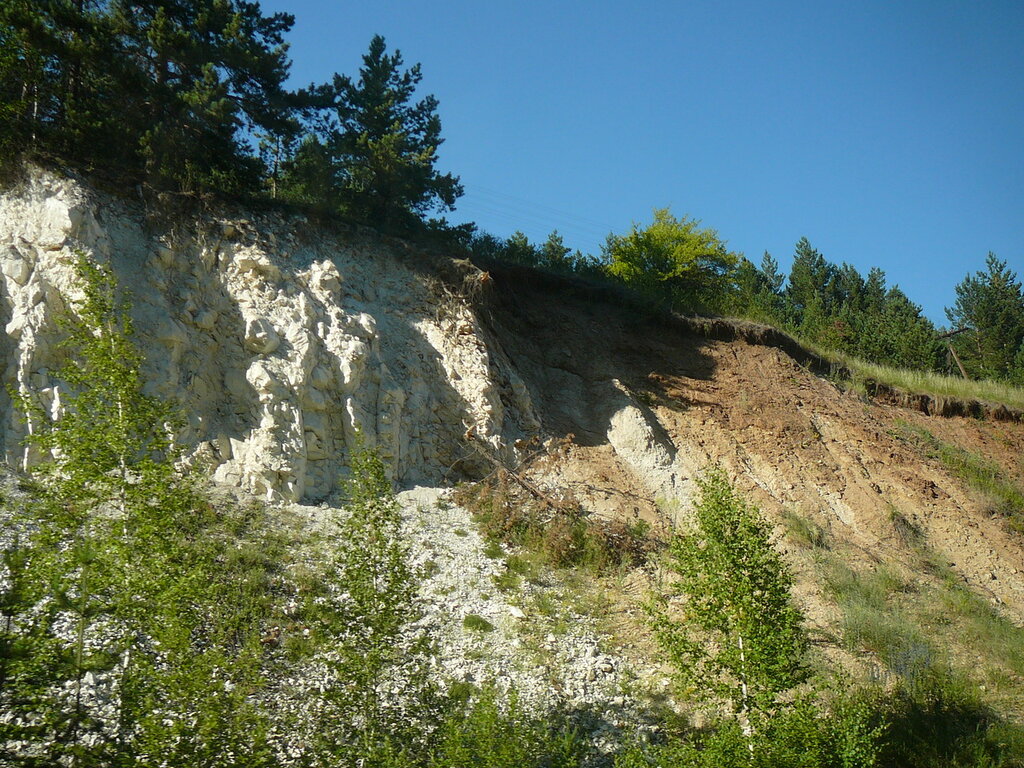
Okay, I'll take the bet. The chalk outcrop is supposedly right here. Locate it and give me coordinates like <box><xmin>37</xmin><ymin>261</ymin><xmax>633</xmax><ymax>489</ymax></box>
<box><xmin>0</xmin><ymin>169</ymin><xmax>536</xmax><ymax>501</ymax></box>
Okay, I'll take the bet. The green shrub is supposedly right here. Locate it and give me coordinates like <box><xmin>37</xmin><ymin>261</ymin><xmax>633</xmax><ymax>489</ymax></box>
<box><xmin>463</xmin><ymin>614</ymin><xmax>496</xmax><ymax>633</ymax></box>
<box><xmin>432</xmin><ymin>687</ymin><xmax>585</xmax><ymax>768</ymax></box>
<box><xmin>649</xmin><ymin>468</ymin><xmax>809</xmax><ymax>746</ymax></box>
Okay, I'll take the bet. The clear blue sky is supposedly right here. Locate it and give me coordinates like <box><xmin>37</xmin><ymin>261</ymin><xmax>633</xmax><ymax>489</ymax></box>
<box><xmin>260</xmin><ymin>0</ymin><xmax>1023</xmax><ymax>324</ymax></box>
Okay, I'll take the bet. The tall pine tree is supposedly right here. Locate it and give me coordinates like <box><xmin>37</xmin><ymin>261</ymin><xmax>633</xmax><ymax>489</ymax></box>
<box><xmin>325</xmin><ymin>35</ymin><xmax>462</xmax><ymax>232</ymax></box>
<box><xmin>946</xmin><ymin>254</ymin><xmax>1024</xmax><ymax>380</ymax></box>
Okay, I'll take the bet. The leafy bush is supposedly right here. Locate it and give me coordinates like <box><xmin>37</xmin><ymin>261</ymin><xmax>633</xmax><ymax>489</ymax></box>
<box><xmin>1</xmin><ymin>256</ymin><xmax>283</xmax><ymax>765</ymax></box>
<box><xmin>455</xmin><ymin>472</ymin><xmax>652</xmax><ymax>572</ymax></box>
<box><xmin>432</xmin><ymin>687</ymin><xmax>585</xmax><ymax>768</ymax></box>
<box><xmin>615</xmin><ymin>691</ymin><xmax>884</xmax><ymax>768</ymax></box>
<box><xmin>649</xmin><ymin>469</ymin><xmax>809</xmax><ymax>744</ymax></box>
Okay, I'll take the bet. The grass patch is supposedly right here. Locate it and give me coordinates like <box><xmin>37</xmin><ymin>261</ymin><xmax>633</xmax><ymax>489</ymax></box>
<box><xmin>824</xmin><ymin>560</ymin><xmax>930</xmax><ymax>672</ymax></box>
<box><xmin>808</xmin><ymin>344</ymin><xmax>1024</xmax><ymax>411</ymax></box>
<box><xmin>483</xmin><ymin>539</ymin><xmax>505</xmax><ymax>559</ymax></box>
<box><xmin>936</xmin><ymin>584</ymin><xmax>1024</xmax><ymax>678</ymax></box>
<box><xmin>820</xmin><ymin>529</ymin><xmax>1024</xmax><ymax>724</ymax></box>
<box><xmin>896</xmin><ymin>422</ymin><xmax>1024</xmax><ymax>533</ymax></box>
<box><xmin>463</xmin><ymin>614</ymin><xmax>496</xmax><ymax>633</ymax></box>
<box><xmin>781</xmin><ymin>507</ymin><xmax>830</xmax><ymax>551</ymax></box>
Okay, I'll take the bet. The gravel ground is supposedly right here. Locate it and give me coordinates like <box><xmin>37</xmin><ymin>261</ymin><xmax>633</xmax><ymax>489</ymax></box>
<box><xmin>396</xmin><ymin>486</ymin><xmax>667</xmax><ymax>758</ymax></box>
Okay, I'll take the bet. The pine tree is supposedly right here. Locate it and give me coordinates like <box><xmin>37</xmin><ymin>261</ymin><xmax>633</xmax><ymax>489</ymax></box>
<box><xmin>107</xmin><ymin>0</ymin><xmax>295</xmax><ymax>193</ymax></box>
<box><xmin>945</xmin><ymin>254</ymin><xmax>1024</xmax><ymax>380</ymax></box>
<box><xmin>785</xmin><ymin>237</ymin><xmax>835</xmax><ymax>329</ymax></box>
<box><xmin>0</xmin><ymin>0</ymin><xmax>298</xmax><ymax>195</ymax></box>
<box><xmin>328</xmin><ymin>34</ymin><xmax>463</xmax><ymax>232</ymax></box>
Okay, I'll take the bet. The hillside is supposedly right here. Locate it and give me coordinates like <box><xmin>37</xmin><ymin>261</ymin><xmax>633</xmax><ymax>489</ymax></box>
<box><xmin>479</xmin><ymin>265</ymin><xmax>1024</xmax><ymax>616</ymax></box>
<box><xmin>2</xmin><ymin>167</ymin><xmax>1024</xmax><ymax>764</ymax></box>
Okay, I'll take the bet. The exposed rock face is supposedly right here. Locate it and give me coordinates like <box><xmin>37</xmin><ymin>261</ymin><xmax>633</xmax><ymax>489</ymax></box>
<box><xmin>0</xmin><ymin>169</ymin><xmax>537</xmax><ymax>501</ymax></box>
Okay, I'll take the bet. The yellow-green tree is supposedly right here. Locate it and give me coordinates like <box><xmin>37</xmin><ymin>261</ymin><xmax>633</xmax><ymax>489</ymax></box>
<box><xmin>603</xmin><ymin>208</ymin><xmax>740</xmax><ymax>313</ymax></box>
<box><xmin>649</xmin><ymin>469</ymin><xmax>809</xmax><ymax>754</ymax></box>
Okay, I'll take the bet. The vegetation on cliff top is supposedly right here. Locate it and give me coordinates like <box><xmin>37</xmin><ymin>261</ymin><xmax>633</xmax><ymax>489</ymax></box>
<box><xmin>2</xmin><ymin>1</ymin><xmax>1022</xmax><ymax>399</ymax></box>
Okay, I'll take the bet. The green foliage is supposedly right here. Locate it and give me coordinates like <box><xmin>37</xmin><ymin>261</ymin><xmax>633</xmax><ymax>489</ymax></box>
<box><xmin>731</xmin><ymin>252</ymin><xmax>786</xmax><ymax>323</ymax></box>
<box><xmin>470</xmin><ymin>229</ymin><xmax>598</xmax><ymax>276</ymax></box>
<box><xmin>876</xmin><ymin>669</ymin><xmax>1024</xmax><ymax>768</ymax></box>
<box><xmin>603</xmin><ymin>208</ymin><xmax>740</xmax><ymax>313</ymax></box>
<box><xmin>283</xmin><ymin>441</ymin><xmax>433</xmax><ymax>765</ymax></box>
<box><xmin>1</xmin><ymin>254</ymin><xmax>282</xmax><ymax>765</ymax></box>
<box><xmin>0</xmin><ymin>6</ymin><xmax>467</xmax><ymax>230</ymax></box>
<box><xmin>0</xmin><ymin>0</ymin><xmax>296</xmax><ymax>195</ymax></box>
<box><xmin>281</xmin><ymin>35</ymin><xmax>462</xmax><ymax>233</ymax></box>
<box><xmin>432</xmin><ymin>687</ymin><xmax>584</xmax><ymax>768</ymax></box>
<box><xmin>729</xmin><ymin>237</ymin><xmax>946</xmax><ymax>373</ymax></box>
<box><xmin>18</xmin><ymin>255</ymin><xmax>178</xmax><ymax>519</ymax></box>
<box><xmin>616</xmin><ymin>691</ymin><xmax>884</xmax><ymax>768</ymax></box>
<box><xmin>946</xmin><ymin>253</ymin><xmax>1024</xmax><ymax>382</ymax></box>
<box><xmin>463</xmin><ymin>614</ymin><xmax>496</xmax><ymax>633</ymax></box>
<box><xmin>650</xmin><ymin>469</ymin><xmax>808</xmax><ymax>731</ymax></box>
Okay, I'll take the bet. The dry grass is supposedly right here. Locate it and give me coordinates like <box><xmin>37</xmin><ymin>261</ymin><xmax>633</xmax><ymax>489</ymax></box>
<box><xmin>895</xmin><ymin>422</ymin><xmax>1024</xmax><ymax>534</ymax></box>
<box><xmin>813</xmin><ymin>346</ymin><xmax>1024</xmax><ymax>411</ymax></box>
<box><xmin>453</xmin><ymin>472</ymin><xmax>654</xmax><ymax>572</ymax></box>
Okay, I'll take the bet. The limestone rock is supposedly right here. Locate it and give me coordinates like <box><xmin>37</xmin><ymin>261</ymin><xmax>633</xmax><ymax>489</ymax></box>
<box><xmin>0</xmin><ymin>166</ymin><xmax>527</xmax><ymax>502</ymax></box>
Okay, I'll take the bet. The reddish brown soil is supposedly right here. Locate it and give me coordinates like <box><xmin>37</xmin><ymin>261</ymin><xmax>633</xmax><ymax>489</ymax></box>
<box><xmin>480</xmin><ymin>268</ymin><xmax>1024</xmax><ymax>630</ymax></box>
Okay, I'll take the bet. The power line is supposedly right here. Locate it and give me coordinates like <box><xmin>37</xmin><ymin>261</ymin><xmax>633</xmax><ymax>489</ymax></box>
<box><xmin>466</xmin><ymin>183</ymin><xmax>615</xmax><ymax>232</ymax></box>
<box><xmin>454</xmin><ymin>199</ymin><xmax>609</xmax><ymax>245</ymax></box>
<box><xmin>453</xmin><ymin>185</ymin><xmax>616</xmax><ymax>248</ymax></box>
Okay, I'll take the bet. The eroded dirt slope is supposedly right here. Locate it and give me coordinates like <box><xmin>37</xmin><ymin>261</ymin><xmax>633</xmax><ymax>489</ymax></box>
<box><xmin>477</xmin><ymin>267</ymin><xmax>1024</xmax><ymax>627</ymax></box>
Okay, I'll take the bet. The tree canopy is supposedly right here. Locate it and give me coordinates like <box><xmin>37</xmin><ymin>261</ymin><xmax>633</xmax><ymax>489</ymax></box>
<box><xmin>0</xmin><ymin>8</ymin><xmax>461</xmax><ymax>233</ymax></box>
<box><xmin>329</xmin><ymin>34</ymin><xmax>462</xmax><ymax>230</ymax></box>
<box><xmin>0</xmin><ymin>0</ymin><xmax>296</xmax><ymax>194</ymax></box>
<box><xmin>602</xmin><ymin>208</ymin><xmax>740</xmax><ymax>313</ymax></box>
<box><xmin>945</xmin><ymin>254</ymin><xmax>1024</xmax><ymax>382</ymax></box>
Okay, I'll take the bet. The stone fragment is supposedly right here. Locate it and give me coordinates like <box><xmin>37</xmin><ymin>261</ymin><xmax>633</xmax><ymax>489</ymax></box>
<box><xmin>1</xmin><ymin>247</ymin><xmax>31</xmax><ymax>285</ymax></box>
<box><xmin>244</xmin><ymin>317</ymin><xmax>280</xmax><ymax>354</ymax></box>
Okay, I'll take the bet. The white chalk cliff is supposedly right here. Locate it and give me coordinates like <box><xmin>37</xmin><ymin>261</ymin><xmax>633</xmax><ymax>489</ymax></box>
<box><xmin>0</xmin><ymin>168</ymin><xmax>538</xmax><ymax>502</ymax></box>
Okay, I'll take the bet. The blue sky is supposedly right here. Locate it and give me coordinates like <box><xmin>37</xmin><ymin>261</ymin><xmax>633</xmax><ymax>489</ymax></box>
<box><xmin>260</xmin><ymin>0</ymin><xmax>1023</xmax><ymax>324</ymax></box>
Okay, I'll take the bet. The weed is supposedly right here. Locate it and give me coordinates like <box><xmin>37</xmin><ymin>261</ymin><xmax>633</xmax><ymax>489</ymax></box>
<box><xmin>494</xmin><ymin>569</ymin><xmax>522</xmax><ymax>593</ymax></box>
<box><xmin>781</xmin><ymin>507</ymin><xmax>830</xmax><ymax>550</ymax></box>
<box><xmin>454</xmin><ymin>474</ymin><xmax>653</xmax><ymax>574</ymax></box>
<box><xmin>895</xmin><ymin>422</ymin><xmax>1024</xmax><ymax>533</ymax></box>
<box><xmin>463</xmin><ymin>614</ymin><xmax>496</xmax><ymax>633</ymax></box>
<box><xmin>888</xmin><ymin>505</ymin><xmax>923</xmax><ymax>546</ymax></box>
<box><xmin>483</xmin><ymin>539</ymin><xmax>505</xmax><ymax>559</ymax></box>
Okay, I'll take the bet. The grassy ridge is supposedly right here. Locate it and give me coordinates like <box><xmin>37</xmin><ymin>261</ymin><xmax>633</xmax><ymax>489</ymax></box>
<box><xmin>809</xmin><ymin>343</ymin><xmax>1024</xmax><ymax>411</ymax></box>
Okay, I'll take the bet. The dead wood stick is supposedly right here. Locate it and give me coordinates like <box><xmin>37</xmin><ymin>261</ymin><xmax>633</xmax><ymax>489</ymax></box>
<box><xmin>469</xmin><ymin>440</ymin><xmax>568</xmax><ymax>511</ymax></box>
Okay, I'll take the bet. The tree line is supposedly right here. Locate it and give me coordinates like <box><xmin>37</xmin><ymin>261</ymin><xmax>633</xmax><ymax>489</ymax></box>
<box><xmin>3</xmin><ymin>2</ymin><xmax>1021</xmax><ymax>384</ymax></box>
<box><xmin>475</xmin><ymin>217</ymin><xmax>1024</xmax><ymax>385</ymax></box>
<box><xmin>0</xmin><ymin>1</ymin><xmax>460</xmax><ymax>235</ymax></box>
